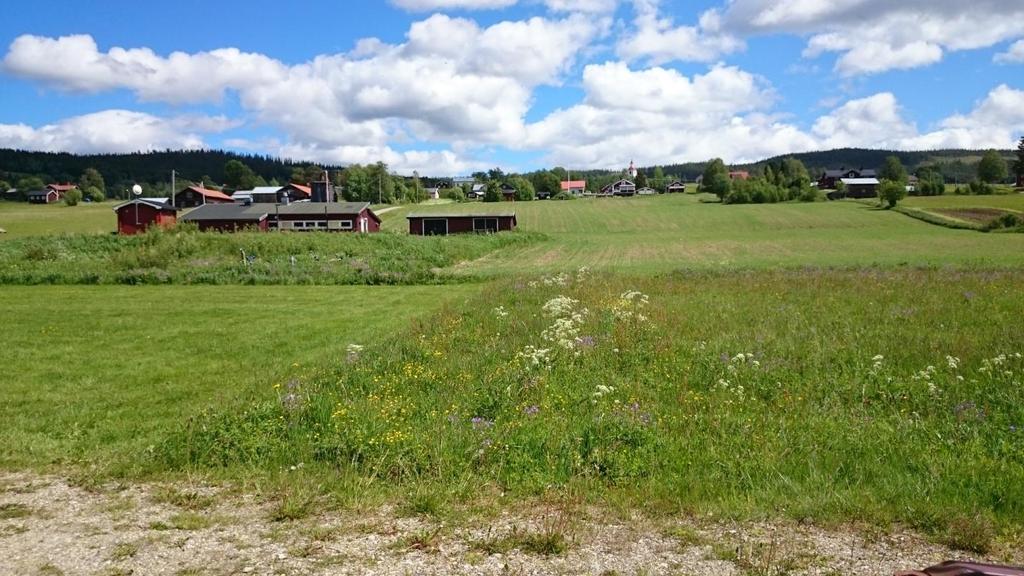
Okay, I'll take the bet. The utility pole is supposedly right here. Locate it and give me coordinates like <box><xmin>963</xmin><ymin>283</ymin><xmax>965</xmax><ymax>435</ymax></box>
<box><xmin>171</xmin><ymin>169</ymin><xmax>176</xmax><ymax>207</ymax></box>
<box><xmin>378</xmin><ymin>172</ymin><xmax>382</xmax><ymax>205</ymax></box>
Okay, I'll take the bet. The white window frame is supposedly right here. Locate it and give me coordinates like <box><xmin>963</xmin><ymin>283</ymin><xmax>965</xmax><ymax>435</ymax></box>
<box><xmin>339</xmin><ymin>220</ymin><xmax>353</xmax><ymax>230</ymax></box>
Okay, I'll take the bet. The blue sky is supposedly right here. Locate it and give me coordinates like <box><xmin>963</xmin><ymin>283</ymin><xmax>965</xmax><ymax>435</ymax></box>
<box><xmin>1</xmin><ymin>0</ymin><xmax>1022</xmax><ymax>175</ymax></box>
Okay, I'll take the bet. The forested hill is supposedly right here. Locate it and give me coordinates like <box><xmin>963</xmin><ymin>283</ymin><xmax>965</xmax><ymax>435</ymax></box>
<box><xmin>0</xmin><ymin>146</ymin><xmax>1014</xmax><ymax>190</ymax></box>
<box><xmin>655</xmin><ymin>148</ymin><xmax>1015</xmax><ymax>182</ymax></box>
<box><xmin>0</xmin><ymin>149</ymin><xmax>340</xmax><ymax>189</ymax></box>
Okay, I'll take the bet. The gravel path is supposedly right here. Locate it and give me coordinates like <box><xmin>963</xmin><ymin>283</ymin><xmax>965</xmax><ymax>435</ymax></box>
<box><xmin>1</xmin><ymin>472</ymin><xmax>1020</xmax><ymax>576</ymax></box>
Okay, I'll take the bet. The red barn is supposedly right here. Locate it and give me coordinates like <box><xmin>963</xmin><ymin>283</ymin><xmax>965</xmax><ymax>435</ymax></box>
<box><xmin>27</xmin><ymin>189</ymin><xmax>60</xmax><ymax>204</ymax></box>
<box><xmin>114</xmin><ymin>199</ymin><xmax>178</xmax><ymax>235</ymax></box>
<box><xmin>407</xmin><ymin>212</ymin><xmax>517</xmax><ymax>235</ymax></box>
<box><xmin>173</xmin><ymin>185</ymin><xmax>235</xmax><ymax>208</ymax></box>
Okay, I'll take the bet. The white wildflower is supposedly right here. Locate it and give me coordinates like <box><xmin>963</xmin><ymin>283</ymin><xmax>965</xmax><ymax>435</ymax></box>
<box><xmin>542</xmin><ymin>295</ymin><xmax>580</xmax><ymax>318</ymax></box>
<box><xmin>592</xmin><ymin>384</ymin><xmax>615</xmax><ymax>402</ymax></box>
<box><xmin>946</xmin><ymin>355</ymin><xmax>960</xmax><ymax>370</ymax></box>
<box><xmin>517</xmin><ymin>346</ymin><xmax>552</xmax><ymax>369</ymax></box>
<box><xmin>493</xmin><ymin>306</ymin><xmax>509</xmax><ymax>318</ymax></box>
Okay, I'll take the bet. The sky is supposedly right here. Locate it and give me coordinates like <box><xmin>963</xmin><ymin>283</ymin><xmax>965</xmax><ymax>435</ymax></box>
<box><xmin>0</xmin><ymin>0</ymin><xmax>1023</xmax><ymax>176</ymax></box>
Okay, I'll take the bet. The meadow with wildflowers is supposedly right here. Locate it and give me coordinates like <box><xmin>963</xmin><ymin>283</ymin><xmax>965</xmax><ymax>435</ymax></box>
<box><xmin>167</xmin><ymin>267</ymin><xmax>1024</xmax><ymax>541</ymax></box>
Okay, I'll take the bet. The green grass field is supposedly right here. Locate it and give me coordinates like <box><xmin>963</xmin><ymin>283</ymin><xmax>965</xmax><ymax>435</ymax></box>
<box><xmin>3</xmin><ymin>193</ymin><xmax>1024</xmax><ymax>544</ymax></box>
<box><xmin>0</xmin><ymin>285</ymin><xmax>474</xmax><ymax>471</ymax></box>
<box><xmin>383</xmin><ymin>195</ymin><xmax>1024</xmax><ymax>273</ymax></box>
<box><xmin>904</xmin><ymin>194</ymin><xmax>1024</xmax><ymax>211</ymax></box>
<box><xmin>0</xmin><ymin>200</ymin><xmax>117</xmax><ymax>238</ymax></box>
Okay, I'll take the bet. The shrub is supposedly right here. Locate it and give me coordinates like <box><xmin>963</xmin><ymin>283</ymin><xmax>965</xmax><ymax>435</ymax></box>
<box><xmin>984</xmin><ymin>212</ymin><xmax>1022</xmax><ymax>231</ymax></box>
<box><xmin>968</xmin><ymin>180</ymin><xmax>993</xmax><ymax>195</ymax></box>
<box><xmin>552</xmin><ymin>191</ymin><xmax>576</xmax><ymax>200</ymax></box>
<box><xmin>84</xmin><ymin>186</ymin><xmax>105</xmax><ymax>202</ymax></box>
<box><xmin>440</xmin><ymin>187</ymin><xmax>465</xmax><ymax>202</ymax></box>
<box><xmin>798</xmin><ymin>186</ymin><xmax>820</xmax><ymax>202</ymax></box>
<box><xmin>63</xmin><ymin>188</ymin><xmax>83</xmax><ymax>206</ymax></box>
<box><xmin>879</xmin><ymin>180</ymin><xmax>906</xmax><ymax>208</ymax></box>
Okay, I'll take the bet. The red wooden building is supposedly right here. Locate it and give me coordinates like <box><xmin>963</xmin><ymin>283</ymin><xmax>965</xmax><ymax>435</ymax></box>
<box><xmin>114</xmin><ymin>199</ymin><xmax>178</xmax><ymax>235</ymax></box>
<box><xmin>27</xmin><ymin>189</ymin><xmax>60</xmax><ymax>204</ymax></box>
<box><xmin>173</xmin><ymin>185</ymin><xmax>235</xmax><ymax>208</ymax></box>
<box><xmin>274</xmin><ymin>202</ymin><xmax>381</xmax><ymax>232</ymax></box>
<box><xmin>180</xmin><ymin>202</ymin><xmax>381</xmax><ymax>233</ymax></box>
<box><xmin>407</xmin><ymin>212</ymin><xmax>517</xmax><ymax>235</ymax></box>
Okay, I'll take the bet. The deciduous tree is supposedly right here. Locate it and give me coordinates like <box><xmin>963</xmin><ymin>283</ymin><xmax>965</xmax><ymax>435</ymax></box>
<box><xmin>977</xmin><ymin>149</ymin><xmax>1008</xmax><ymax>184</ymax></box>
<box><xmin>879</xmin><ymin>155</ymin><xmax>907</xmax><ymax>185</ymax></box>
<box><xmin>700</xmin><ymin>158</ymin><xmax>731</xmax><ymax>200</ymax></box>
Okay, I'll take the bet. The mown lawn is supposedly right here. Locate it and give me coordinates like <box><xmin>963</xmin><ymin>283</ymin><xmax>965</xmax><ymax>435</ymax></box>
<box><xmin>0</xmin><ymin>284</ymin><xmax>474</xmax><ymax>471</ymax></box>
<box><xmin>382</xmin><ymin>194</ymin><xmax>1024</xmax><ymax>274</ymax></box>
<box><xmin>0</xmin><ymin>200</ymin><xmax>116</xmax><ymax>238</ymax></box>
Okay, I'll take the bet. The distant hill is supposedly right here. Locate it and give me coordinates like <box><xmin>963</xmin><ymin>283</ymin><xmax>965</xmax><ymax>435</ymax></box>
<box><xmin>0</xmin><ymin>147</ymin><xmax>1015</xmax><ymax>193</ymax></box>
<box><xmin>652</xmin><ymin>148</ymin><xmax>1016</xmax><ymax>183</ymax></box>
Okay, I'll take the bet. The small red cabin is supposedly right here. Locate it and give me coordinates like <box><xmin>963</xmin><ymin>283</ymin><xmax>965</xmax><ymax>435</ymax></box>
<box><xmin>407</xmin><ymin>212</ymin><xmax>517</xmax><ymax>235</ymax></box>
<box><xmin>114</xmin><ymin>199</ymin><xmax>178</xmax><ymax>235</ymax></box>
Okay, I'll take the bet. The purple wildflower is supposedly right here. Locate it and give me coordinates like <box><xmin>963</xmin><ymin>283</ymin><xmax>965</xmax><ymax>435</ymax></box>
<box><xmin>524</xmin><ymin>405</ymin><xmax>540</xmax><ymax>416</ymax></box>
<box><xmin>471</xmin><ymin>417</ymin><xmax>494</xmax><ymax>429</ymax></box>
<box><xmin>575</xmin><ymin>335</ymin><xmax>596</xmax><ymax>348</ymax></box>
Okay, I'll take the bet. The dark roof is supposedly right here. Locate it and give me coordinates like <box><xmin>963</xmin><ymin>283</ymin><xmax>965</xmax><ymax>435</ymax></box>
<box><xmin>181</xmin><ymin>204</ymin><xmax>269</xmax><ymax>222</ymax></box>
<box><xmin>113</xmin><ymin>199</ymin><xmax>178</xmax><ymax>212</ymax></box>
<box><xmin>667</xmin><ymin>180</ymin><xmax>686</xmax><ymax>188</ymax></box>
<box><xmin>407</xmin><ymin>212</ymin><xmax>516</xmax><ymax>219</ymax></box>
<box><xmin>277</xmin><ymin>202</ymin><xmax>369</xmax><ymax>215</ymax></box>
<box><xmin>26</xmin><ymin>189</ymin><xmax>53</xmax><ymax>197</ymax></box>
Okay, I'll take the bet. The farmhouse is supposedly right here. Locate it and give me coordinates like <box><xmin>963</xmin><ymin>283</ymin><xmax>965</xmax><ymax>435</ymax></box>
<box><xmin>426</xmin><ymin>187</ymin><xmax>441</xmax><ymax>200</ymax></box>
<box><xmin>728</xmin><ymin>171</ymin><xmax>750</xmax><ymax>181</ymax></box>
<box><xmin>468</xmin><ymin>184</ymin><xmax>486</xmax><ymax>199</ymax></box>
<box><xmin>274</xmin><ymin>202</ymin><xmax>381</xmax><ymax>233</ymax></box>
<box><xmin>47</xmin><ymin>183</ymin><xmax>78</xmax><ymax>199</ymax></box>
<box><xmin>840</xmin><ymin>177</ymin><xmax>880</xmax><ymax>198</ymax></box>
<box><xmin>114</xmin><ymin>198</ymin><xmax>178</xmax><ymax>235</ymax></box>
<box><xmin>407</xmin><ymin>212</ymin><xmax>517</xmax><ymax>235</ymax></box>
<box><xmin>666</xmin><ymin>180</ymin><xmax>686</xmax><ymax>193</ymax></box>
<box><xmin>180</xmin><ymin>204</ymin><xmax>270</xmax><ymax>232</ymax></box>
<box><xmin>819</xmin><ymin>168</ymin><xmax>878</xmax><ymax>189</ymax></box>
<box><xmin>174</xmin><ymin>185</ymin><xmax>235</xmax><ymax>208</ymax></box>
<box><xmin>560</xmin><ymin>180</ymin><xmax>587</xmax><ymax>196</ymax></box>
<box><xmin>27</xmin><ymin>189</ymin><xmax>60</xmax><ymax>204</ymax></box>
<box><xmin>600</xmin><ymin>179</ymin><xmax>637</xmax><ymax>196</ymax></box>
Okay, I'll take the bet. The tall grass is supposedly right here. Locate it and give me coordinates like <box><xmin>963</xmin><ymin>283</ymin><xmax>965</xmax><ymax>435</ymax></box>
<box><xmin>162</xmin><ymin>268</ymin><xmax>1024</xmax><ymax>533</ymax></box>
<box><xmin>0</xmin><ymin>226</ymin><xmax>542</xmax><ymax>285</ymax></box>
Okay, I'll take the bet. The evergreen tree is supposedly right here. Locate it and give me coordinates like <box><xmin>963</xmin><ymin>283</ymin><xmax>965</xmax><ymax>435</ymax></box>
<box><xmin>483</xmin><ymin>180</ymin><xmax>502</xmax><ymax>202</ymax></box>
<box><xmin>1015</xmin><ymin>136</ymin><xmax>1024</xmax><ymax>184</ymax></box>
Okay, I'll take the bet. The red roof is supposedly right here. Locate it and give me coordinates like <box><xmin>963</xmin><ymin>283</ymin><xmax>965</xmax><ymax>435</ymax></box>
<box><xmin>728</xmin><ymin>171</ymin><xmax>750</xmax><ymax>180</ymax></box>
<box><xmin>186</xmin><ymin>186</ymin><xmax>234</xmax><ymax>202</ymax></box>
<box><xmin>286</xmin><ymin>184</ymin><xmax>312</xmax><ymax>197</ymax></box>
<box><xmin>560</xmin><ymin>180</ymin><xmax>586</xmax><ymax>190</ymax></box>
<box><xmin>47</xmin><ymin>183</ymin><xmax>78</xmax><ymax>192</ymax></box>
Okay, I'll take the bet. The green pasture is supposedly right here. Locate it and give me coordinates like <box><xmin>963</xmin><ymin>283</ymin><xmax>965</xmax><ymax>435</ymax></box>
<box><xmin>383</xmin><ymin>194</ymin><xmax>1024</xmax><ymax>274</ymax></box>
<box><xmin>0</xmin><ymin>284</ymin><xmax>474</xmax><ymax>470</ymax></box>
<box><xmin>904</xmin><ymin>194</ymin><xmax>1024</xmax><ymax>211</ymax></box>
<box><xmin>0</xmin><ymin>200</ymin><xmax>116</xmax><ymax>238</ymax></box>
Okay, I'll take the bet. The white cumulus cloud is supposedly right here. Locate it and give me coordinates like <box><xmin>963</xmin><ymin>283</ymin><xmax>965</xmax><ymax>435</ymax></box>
<box><xmin>995</xmin><ymin>39</ymin><xmax>1024</xmax><ymax>64</ymax></box>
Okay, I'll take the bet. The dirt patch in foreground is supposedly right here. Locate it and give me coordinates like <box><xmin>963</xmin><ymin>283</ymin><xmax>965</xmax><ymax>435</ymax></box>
<box><xmin>932</xmin><ymin>208</ymin><xmax>1015</xmax><ymax>224</ymax></box>
<box><xmin>1</xmin><ymin>472</ymin><xmax>1021</xmax><ymax>576</ymax></box>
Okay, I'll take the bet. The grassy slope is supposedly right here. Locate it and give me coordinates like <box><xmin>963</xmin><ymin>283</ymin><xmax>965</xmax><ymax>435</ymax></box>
<box><xmin>0</xmin><ymin>285</ymin><xmax>474</xmax><ymax>471</ymax></box>
<box><xmin>174</xmin><ymin>270</ymin><xmax>1024</xmax><ymax>531</ymax></box>
<box><xmin>382</xmin><ymin>195</ymin><xmax>1024</xmax><ymax>273</ymax></box>
<box><xmin>0</xmin><ymin>201</ymin><xmax>116</xmax><ymax>238</ymax></box>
